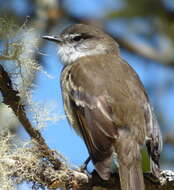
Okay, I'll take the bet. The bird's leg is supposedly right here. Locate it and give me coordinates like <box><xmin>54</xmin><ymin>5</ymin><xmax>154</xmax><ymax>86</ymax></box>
<box><xmin>80</xmin><ymin>156</ymin><xmax>91</xmax><ymax>172</ymax></box>
<box><xmin>144</xmin><ymin>172</ymin><xmax>160</xmax><ymax>184</ymax></box>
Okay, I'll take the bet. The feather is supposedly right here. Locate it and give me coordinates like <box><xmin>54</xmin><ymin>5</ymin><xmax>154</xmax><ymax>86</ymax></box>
<box><xmin>60</xmin><ymin>53</ymin><xmax>162</xmax><ymax>189</ymax></box>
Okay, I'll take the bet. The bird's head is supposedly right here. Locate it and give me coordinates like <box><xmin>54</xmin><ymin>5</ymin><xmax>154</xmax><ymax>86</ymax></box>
<box><xmin>42</xmin><ymin>24</ymin><xmax>119</xmax><ymax>64</ymax></box>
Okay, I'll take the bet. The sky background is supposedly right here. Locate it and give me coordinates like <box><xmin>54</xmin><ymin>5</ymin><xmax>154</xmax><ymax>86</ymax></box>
<box><xmin>0</xmin><ymin>0</ymin><xmax>174</xmax><ymax>189</ymax></box>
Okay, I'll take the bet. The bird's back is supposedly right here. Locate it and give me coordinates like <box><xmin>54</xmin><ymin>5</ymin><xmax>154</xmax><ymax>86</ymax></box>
<box><xmin>65</xmin><ymin>54</ymin><xmax>149</xmax><ymax>142</ymax></box>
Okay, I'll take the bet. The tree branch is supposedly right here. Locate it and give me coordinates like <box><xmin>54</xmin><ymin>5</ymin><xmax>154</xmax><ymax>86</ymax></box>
<box><xmin>164</xmin><ymin>133</ymin><xmax>174</xmax><ymax>145</ymax></box>
<box><xmin>0</xmin><ymin>64</ymin><xmax>61</xmax><ymax>170</ymax></box>
<box><xmin>2</xmin><ymin>149</ymin><xmax>174</xmax><ymax>190</ymax></box>
<box><xmin>110</xmin><ymin>35</ymin><xmax>174</xmax><ymax>66</ymax></box>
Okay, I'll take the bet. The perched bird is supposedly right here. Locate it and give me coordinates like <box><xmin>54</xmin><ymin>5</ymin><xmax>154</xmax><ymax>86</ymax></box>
<box><xmin>43</xmin><ymin>24</ymin><xmax>162</xmax><ymax>190</ymax></box>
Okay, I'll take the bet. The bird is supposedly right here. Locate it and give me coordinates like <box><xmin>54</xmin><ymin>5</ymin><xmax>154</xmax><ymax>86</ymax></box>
<box><xmin>42</xmin><ymin>24</ymin><xmax>162</xmax><ymax>190</ymax></box>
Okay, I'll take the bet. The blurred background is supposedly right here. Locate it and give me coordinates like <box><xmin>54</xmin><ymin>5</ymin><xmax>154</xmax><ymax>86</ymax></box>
<box><xmin>0</xmin><ymin>0</ymin><xmax>174</xmax><ymax>189</ymax></box>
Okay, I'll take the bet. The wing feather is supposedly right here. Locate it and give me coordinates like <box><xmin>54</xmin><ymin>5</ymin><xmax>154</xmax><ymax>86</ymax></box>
<box><xmin>61</xmin><ymin>54</ymin><xmax>162</xmax><ymax>179</ymax></box>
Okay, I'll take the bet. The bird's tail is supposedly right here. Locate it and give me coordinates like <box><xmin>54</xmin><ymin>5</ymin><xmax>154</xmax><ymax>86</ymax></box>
<box><xmin>118</xmin><ymin>159</ymin><xmax>145</xmax><ymax>190</ymax></box>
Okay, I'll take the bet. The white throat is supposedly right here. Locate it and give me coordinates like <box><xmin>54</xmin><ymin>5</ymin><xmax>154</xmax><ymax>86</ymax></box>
<box><xmin>58</xmin><ymin>43</ymin><xmax>107</xmax><ymax>64</ymax></box>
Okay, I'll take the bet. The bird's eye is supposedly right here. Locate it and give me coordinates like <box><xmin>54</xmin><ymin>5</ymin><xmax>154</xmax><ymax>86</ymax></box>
<box><xmin>71</xmin><ymin>33</ymin><xmax>92</xmax><ymax>42</ymax></box>
<box><xmin>72</xmin><ymin>35</ymin><xmax>83</xmax><ymax>42</ymax></box>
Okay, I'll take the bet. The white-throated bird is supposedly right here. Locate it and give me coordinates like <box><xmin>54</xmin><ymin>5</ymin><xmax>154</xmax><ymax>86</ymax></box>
<box><xmin>43</xmin><ymin>24</ymin><xmax>162</xmax><ymax>190</ymax></box>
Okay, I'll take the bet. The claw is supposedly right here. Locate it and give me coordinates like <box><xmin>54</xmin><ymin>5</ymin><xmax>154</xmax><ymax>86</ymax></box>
<box><xmin>80</xmin><ymin>156</ymin><xmax>91</xmax><ymax>171</ymax></box>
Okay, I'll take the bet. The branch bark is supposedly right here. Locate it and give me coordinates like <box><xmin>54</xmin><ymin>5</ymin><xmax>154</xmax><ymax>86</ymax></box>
<box><xmin>0</xmin><ymin>64</ymin><xmax>61</xmax><ymax>170</ymax></box>
<box><xmin>164</xmin><ymin>134</ymin><xmax>174</xmax><ymax>145</ymax></box>
<box><xmin>2</xmin><ymin>152</ymin><xmax>174</xmax><ymax>190</ymax></box>
<box><xmin>110</xmin><ymin>35</ymin><xmax>174</xmax><ymax>66</ymax></box>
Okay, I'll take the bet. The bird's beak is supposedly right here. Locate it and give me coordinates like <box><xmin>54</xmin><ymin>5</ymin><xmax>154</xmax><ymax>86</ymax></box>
<box><xmin>42</xmin><ymin>35</ymin><xmax>63</xmax><ymax>43</ymax></box>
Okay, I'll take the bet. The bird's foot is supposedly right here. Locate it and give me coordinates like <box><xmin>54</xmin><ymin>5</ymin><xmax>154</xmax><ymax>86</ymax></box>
<box><xmin>80</xmin><ymin>156</ymin><xmax>90</xmax><ymax>172</ymax></box>
<box><xmin>144</xmin><ymin>172</ymin><xmax>160</xmax><ymax>184</ymax></box>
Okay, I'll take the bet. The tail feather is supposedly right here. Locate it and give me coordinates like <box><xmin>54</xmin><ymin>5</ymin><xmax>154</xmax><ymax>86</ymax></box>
<box><xmin>119</xmin><ymin>160</ymin><xmax>145</xmax><ymax>190</ymax></box>
<box><xmin>146</xmin><ymin>104</ymin><xmax>162</xmax><ymax>178</ymax></box>
<box><xmin>150</xmin><ymin>157</ymin><xmax>160</xmax><ymax>178</ymax></box>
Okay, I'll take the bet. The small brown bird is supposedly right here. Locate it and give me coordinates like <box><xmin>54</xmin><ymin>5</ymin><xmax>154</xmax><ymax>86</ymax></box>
<box><xmin>43</xmin><ymin>24</ymin><xmax>162</xmax><ymax>190</ymax></box>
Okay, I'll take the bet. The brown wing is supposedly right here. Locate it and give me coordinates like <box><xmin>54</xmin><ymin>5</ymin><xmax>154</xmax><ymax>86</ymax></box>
<box><xmin>61</xmin><ymin>54</ymin><xmax>161</xmax><ymax>179</ymax></box>
<box><xmin>61</xmin><ymin>65</ymin><xmax>117</xmax><ymax>179</ymax></box>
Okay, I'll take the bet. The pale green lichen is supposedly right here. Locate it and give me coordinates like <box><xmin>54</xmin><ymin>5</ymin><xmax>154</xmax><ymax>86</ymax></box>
<box><xmin>0</xmin><ymin>17</ymin><xmax>68</xmax><ymax>189</ymax></box>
